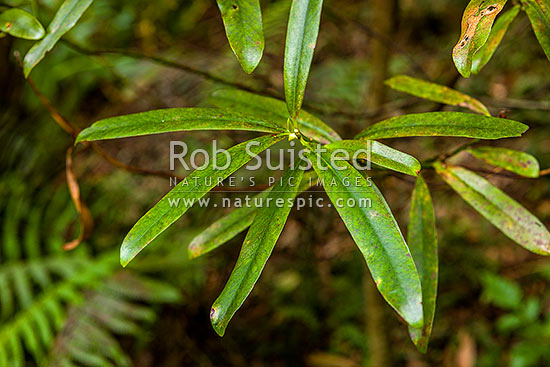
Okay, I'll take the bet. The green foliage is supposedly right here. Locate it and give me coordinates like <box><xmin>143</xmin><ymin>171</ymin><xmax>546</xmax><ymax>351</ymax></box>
<box><xmin>385</xmin><ymin>75</ymin><xmax>490</xmax><ymax>115</ymax></box>
<box><xmin>407</xmin><ymin>175</ymin><xmax>438</xmax><ymax>353</ymax></box>
<box><xmin>355</xmin><ymin>112</ymin><xmax>527</xmax><ymax>140</ymax></box>
<box><xmin>211</xmin><ymin>168</ymin><xmax>304</xmax><ymax>336</ymax></box>
<box><xmin>0</xmin><ymin>8</ymin><xmax>45</xmax><ymax>40</ymax></box>
<box><xmin>307</xmin><ymin>149</ymin><xmax>423</xmax><ymax>328</ymax></box>
<box><xmin>522</xmin><ymin>0</ymin><xmax>550</xmax><ymax>63</ymax></box>
<box><xmin>467</xmin><ymin>146</ymin><xmax>540</xmax><ymax>178</ymax></box>
<box><xmin>76</xmin><ymin>108</ymin><xmax>285</xmax><ymax>143</ymax></box>
<box><xmin>284</xmin><ymin>0</ymin><xmax>323</xmax><ymax>119</ymax></box>
<box><xmin>216</xmin><ymin>0</ymin><xmax>264</xmax><ymax>74</ymax></box>
<box><xmin>120</xmin><ymin>135</ymin><xmax>284</xmax><ymax>267</ymax></box>
<box><xmin>188</xmin><ymin>171</ymin><xmax>316</xmax><ymax>259</ymax></box>
<box><xmin>471</xmin><ymin>5</ymin><xmax>520</xmax><ymax>74</ymax></box>
<box><xmin>0</xmin><ymin>181</ymin><xmax>181</xmax><ymax>366</ymax></box>
<box><xmin>207</xmin><ymin>89</ymin><xmax>341</xmax><ymax>144</ymax></box>
<box><xmin>480</xmin><ymin>273</ymin><xmax>550</xmax><ymax>367</ymax></box>
<box><xmin>12</xmin><ymin>0</ymin><xmax>547</xmax><ymax>357</ymax></box>
<box><xmin>453</xmin><ymin>0</ymin><xmax>508</xmax><ymax>77</ymax></box>
<box><xmin>435</xmin><ymin>163</ymin><xmax>550</xmax><ymax>255</ymax></box>
<box><xmin>452</xmin><ymin>0</ymin><xmax>550</xmax><ymax>76</ymax></box>
<box><xmin>23</xmin><ymin>0</ymin><xmax>93</xmax><ymax>77</ymax></box>
<box><xmin>325</xmin><ymin>139</ymin><xmax>421</xmax><ymax>177</ymax></box>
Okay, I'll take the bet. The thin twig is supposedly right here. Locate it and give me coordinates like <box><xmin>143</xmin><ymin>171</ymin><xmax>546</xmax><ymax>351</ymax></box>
<box><xmin>62</xmin><ymin>40</ymin><xmax>275</xmax><ymax>99</ymax></box>
<box><xmin>14</xmin><ymin>52</ymin><xmax>78</xmax><ymax>138</ymax></box>
<box><xmin>422</xmin><ymin>139</ymin><xmax>480</xmax><ymax>167</ymax></box>
<box><xmin>62</xmin><ymin>39</ymin><xmax>387</xmax><ymax>120</ymax></box>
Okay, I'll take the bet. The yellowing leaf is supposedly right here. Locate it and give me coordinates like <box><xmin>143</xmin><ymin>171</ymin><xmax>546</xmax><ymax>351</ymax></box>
<box><xmin>522</xmin><ymin>0</ymin><xmax>550</xmax><ymax>63</ymax></box>
<box><xmin>386</xmin><ymin>75</ymin><xmax>490</xmax><ymax>115</ymax></box>
<box><xmin>435</xmin><ymin>163</ymin><xmax>550</xmax><ymax>255</ymax></box>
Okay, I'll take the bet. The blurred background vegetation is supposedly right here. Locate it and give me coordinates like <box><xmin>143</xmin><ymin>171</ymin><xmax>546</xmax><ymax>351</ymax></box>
<box><xmin>1</xmin><ymin>0</ymin><xmax>549</xmax><ymax>366</ymax></box>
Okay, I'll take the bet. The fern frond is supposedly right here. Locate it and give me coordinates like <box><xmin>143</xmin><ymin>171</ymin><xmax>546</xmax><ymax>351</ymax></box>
<box><xmin>0</xmin><ymin>179</ymin><xmax>182</xmax><ymax>366</ymax></box>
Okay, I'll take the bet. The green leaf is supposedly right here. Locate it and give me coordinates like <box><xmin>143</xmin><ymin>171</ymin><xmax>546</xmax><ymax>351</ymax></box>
<box><xmin>307</xmin><ymin>149</ymin><xmax>423</xmax><ymax>328</ymax></box>
<box><xmin>120</xmin><ymin>134</ymin><xmax>284</xmax><ymax>267</ymax></box>
<box><xmin>208</xmin><ymin>89</ymin><xmax>341</xmax><ymax>144</ymax></box>
<box><xmin>325</xmin><ymin>139</ymin><xmax>421</xmax><ymax>176</ymax></box>
<box><xmin>188</xmin><ymin>171</ymin><xmax>317</xmax><ymax>259</ymax></box>
<box><xmin>0</xmin><ymin>8</ymin><xmax>45</xmax><ymax>40</ymax></box>
<box><xmin>385</xmin><ymin>75</ymin><xmax>490</xmax><ymax>116</ymax></box>
<box><xmin>355</xmin><ymin>112</ymin><xmax>528</xmax><ymax>140</ymax></box>
<box><xmin>522</xmin><ymin>0</ymin><xmax>550</xmax><ymax>62</ymax></box>
<box><xmin>23</xmin><ymin>0</ymin><xmax>93</xmax><ymax>77</ymax></box>
<box><xmin>480</xmin><ymin>272</ymin><xmax>522</xmax><ymax>310</ymax></box>
<box><xmin>216</xmin><ymin>0</ymin><xmax>264</xmax><ymax>74</ymax></box>
<box><xmin>467</xmin><ymin>147</ymin><xmax>540</xmax><ymax>178</ymax></box>
<box><xmin>471</xmin><ymin>5</ymin><xmax>520</xmax><ymax>74</ymax></box>
<box><xmin>210</xmin><ymin>167</ymin><xmax>304</xmax><ymax>336</ymax></box>
<box><xmin>407</xmin><ymin>175</ymin><xmax>438</xmax><ymax>353</ymax></box>
<box><xmin>284</xmin><ymin>0</ymin><xmax>323</xmax><ymax>118</ymax></box>
<box><xmin>75</xmin><ymin>108</ymin><xmax>285</xmax><ymax>143</ymax></box>
<box><xmin>435</xmin><ymin>163</ymin><xmax>550</xmax><ymax>255</ymax></box>
<box><xmin>188</xmin><ymin>190</ymin><xmax>268</xmax><ymax>259</ymax></box>
<box><xmin>452</xmin><ymin>0</ymin><xmax>508</xmax><ymax>78</ymax></box>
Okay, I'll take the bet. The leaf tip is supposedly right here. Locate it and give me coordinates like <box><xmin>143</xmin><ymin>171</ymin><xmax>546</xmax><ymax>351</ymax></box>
<box><xmin>187</xmin><ymin>242</ymin><xmax>200</xmax><ymax>260</ymax></box>
<box><xmin>120</xmin><ymin>241</ymin><xmax>136</xmax><ymax>267</ymax></box>
<box><xmin>210</xmin><ymin>306</ymin><xmax>226</xmax><ymax>337</ymax></box>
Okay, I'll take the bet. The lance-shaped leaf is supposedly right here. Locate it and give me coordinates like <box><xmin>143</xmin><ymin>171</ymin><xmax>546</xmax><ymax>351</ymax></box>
<box><xmin>210</xmin><ymin>167</ymin><xmax>304</xmax><ymax>336</ymax></box>
<box><xmin>307</xmin><ymin>149</ymin><xmax>423</xmax><ymax>328</ymax></box>
<box><xmin>385</xmin><ymin>75</ymin><xmax>490</xmax><ymax>116</ymax></box>
<box><xmin>23</xmin><ymin>0</ymin><xmax>93</xmax><ymax>77</ymax></box>
<box><xmin>0</xmin><ymin>8</ymin><xmax>45</xmax><ymax>40</ymax></box>
<box><xmin>435</xmin><ymin>163</ymin><xmax>550</xmax><ymax>255</ymax></box>
<box><xmin>75</xmin><ymin>108</ymin><xmax>285</xmax><ymax>143</ymax></box>
<box><xmin>467</xmin><ymin>147</ymin><xmax>540</xmax><ymax>178</ymax></box>
<box><xmin>188</xmin><ymin>171</ymin><xmax>317</xmax><ymax>259</ymax></box>
<box><xmin>355</xmin><ymin>112</ymin><xmax>527</xmax><ymax>140</ymax></box>
<box><xmin>522</xmin><ymin>0</ymin><xmax>550</xmax><ymax>62</ymax></box>
<box><xmin>208</xmin><ymin>89</ymin><xmax>341</xmax><ymax>144</ymax></box>
<box><xmin>284</xmin><ymin>0</ymin><xmax>323</xmax><ymax>118</ymax></box>
<box><xmin>120</xmin><ymin>134</ymin><xmax>284</xmax><ymax>267</ymax></box>
<box><xmin>472</xmin><ymin>5</ymin><xmax>520</xmax><ymax>74</ymax></box>
<box><xmin>216</xmin><ymin>0</ymin><xmax>264</xmax><ymax>74</ymax></box>
<box><xmin>325</xmin><ymin>139</ymin><xmax>421</xmax><ymax>176</ymax></box>
<box><xmin>452</xmin><ymin>0</ymin><xmax>507</xmax><ymax>78</ymax></box>
<box><xmin>407</xmin><ymin>175</ymin><xmax>438</xmax><ymax>353</ymax></box>
<box><xmin>188</xmin><ymin>190</ymin><xmax>269</xmax><ymax>259</ymax></box>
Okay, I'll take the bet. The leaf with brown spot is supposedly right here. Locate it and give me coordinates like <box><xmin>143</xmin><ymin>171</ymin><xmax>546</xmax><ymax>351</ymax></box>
<box><xmin>471</xmin><ymin>5</ymin><xmax>520</xmax><ymax>74</ymax></box>
<box><xmin>467</xmin><ymin>146</ymin><xmax>540</xmax><ymax>178</ymax></box>
<box><xmin>0</xmin><ymin>8</ymin><xmax>45</xmax><ymax>40</ymax></box>
<box><xmin>435</xmin><ymin>163</ymin><xmax>550</xmax><ymax>255</ymax></box>
<box><xmin>216</xmin><ymin>0</ymin><xmax>264</xmax><ymax>73</ymax></box>
<box><xmin>453</xmin><ymin>0</ymin><xmax>508</xmax><ymax>78</ymax></box>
